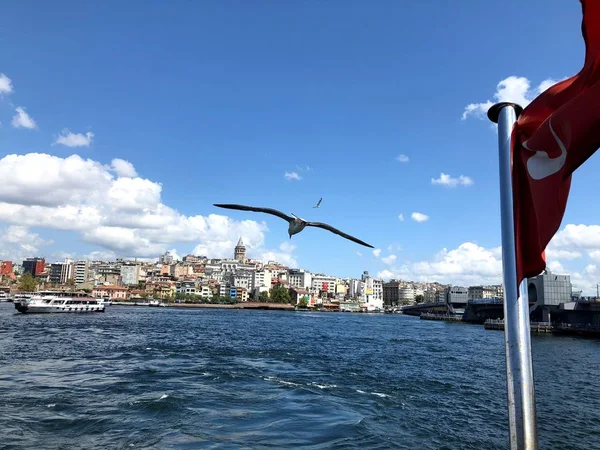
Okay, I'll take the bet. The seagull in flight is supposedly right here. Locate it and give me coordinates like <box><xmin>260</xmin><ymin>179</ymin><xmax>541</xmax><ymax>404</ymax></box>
<box><xmin>313</xmin><ymin>197</ymin><xmax>323</xmax><ymax>208</ymax></box>
<box><xmin>213</xmin><ymin>203</ymin><xmax>374</xmax><ymax>248</ymax></box>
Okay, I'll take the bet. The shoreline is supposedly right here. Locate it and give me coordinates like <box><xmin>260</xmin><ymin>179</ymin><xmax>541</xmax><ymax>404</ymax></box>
<box><xmin>111</xmin><ymin>301</ymin><xmax>296</xmax><ymax>311</ymax></box>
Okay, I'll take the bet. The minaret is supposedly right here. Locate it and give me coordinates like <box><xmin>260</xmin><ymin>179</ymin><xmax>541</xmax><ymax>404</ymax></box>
<box><xmin>234</xmin><ymin>237</ymin><xmax>247</xmax><ymax>263</ymax></box>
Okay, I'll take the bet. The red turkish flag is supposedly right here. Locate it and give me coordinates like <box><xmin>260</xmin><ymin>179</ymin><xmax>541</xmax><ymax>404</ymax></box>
<box><xmin>512</xmin><ymin>0</ymin><xmax>600</xmax><ymax>287</ymax></box>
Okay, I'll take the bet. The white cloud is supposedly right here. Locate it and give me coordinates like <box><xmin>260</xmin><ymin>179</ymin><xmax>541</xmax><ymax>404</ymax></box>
<box><xmin>373</xmin><ymin>248</ymin><xmax>382</xmax><ymax>258</ymax></box>
<box><xmin>381</xmin><ymin>254</ymin><xmax>397</xmax><ymax>265</ymax></box>
<box><xmin>167</xmin><ymin>249</ymin><xmax>181</xmax><ymax>261</ymax></box>
<box><xmin>431</xmin><ymin>173</ymin><xmax>473</xmax><ymax>187</ymax></box>
<box><xmin>411</xmin><ymin>212</ymin><xmax>429</xmax><ymax>222</ymax></box>
<box><xmin>537</xmin><ymin>78</ymin><xmax>560</xmax><ymax>94</ymax></box>
<box><xmin>550</xmin><ymin>224</ymin><xmax>600</xmax><ymax>251</ymax></box>
<box><xmin>84</xmin><ymin>250</ymin><xmax>118</xmax><ymax>261</ymax></box>
<box><xmin>374</xmin><ymin>223</ymin><xmax>600</xmax><ymax>295</ymax></box>
<box><xmin>545</xmin><ymin>249</ymin><xmax>582</xmax><ymax>261</ymax></box>
<box><xmin>284</xmin><ymin>171</ymin><xmax>302</xmax><ymax>181</ymax></box>
<box><xmin>253</xmin><ymin>241</ymin><xmax>297</xmax><ymax>267</ymax></box>
<box><xmin>377</xmin><ymin>242</ymin><xmax>503</xmax><ymax>286</ymax></box>
<box><xmin>11</xmin><ymin>107</ymin><xmax>36</xmax><ymax>129</ymax></box>
<box><xmin>0</xmin><ymin>152</ymin><xmax>293</xmax><ymax>264</ymax></box>
<box><xmin>462</xmin><ymin>76</ymin><xmax>565</xmax><ymax>120</ymax></box>
<box><xmin>0</xmin><ymin>225</ymin><xmax>53</xmax><ymax>263</ymax></box>
<box><xmin>398</xmin><ymin>214</ymin><xmax>404</xmax><ymax>222</ymax></box>
<box><xmin>378</xmin><ymin>269</ymin><xmax>394</xmax><ymax>280</ymax></box>
<box><xmin>111</xmin><ymin>158</ymin><xmax>138</xmax><ymax>178</ymax></box>
<box><xmin>356</xmin><ymin>251</ymin><xmax>363</xmax><ymax>257</ymax></box>
<box><xmin>396</xmin><ymin>154</ymin><xmax>409</xmax><ymax>163</ymax></box>
<box><xmin>0</xmin><ymin>73</ymin><xmax>13</xmax><ymax>95</ymax></box>
<box><xmin>55</xmin><ymin>129</ymin><xmax>94</xmax><ymax>147</ymax></box>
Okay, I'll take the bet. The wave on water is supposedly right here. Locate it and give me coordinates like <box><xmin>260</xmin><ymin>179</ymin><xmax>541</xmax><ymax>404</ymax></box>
<box><xmin>0</xmin><ymin>305</ymin><xmax>599</xmax><ymax>449</ymax></box>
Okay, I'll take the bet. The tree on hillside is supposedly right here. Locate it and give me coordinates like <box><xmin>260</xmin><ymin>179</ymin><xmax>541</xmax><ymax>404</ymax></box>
<box><xmin>19</xmin><ymin>273</ymin><xmax>37</xmax><ymax>292</ymax></box>
<box><xmin>259</xmin><ymin>291</ymin><xmax>269</xmax><ymax>302</ymax></box>
<box><xmin>415</xmin><ymin>294</ymin><xmax>424</xmax><ymax>303</ymax></box>
<box><xmin>269</xmin><ymin>285</ymin><xmax>291</xmax><ymax>304</ymax></box>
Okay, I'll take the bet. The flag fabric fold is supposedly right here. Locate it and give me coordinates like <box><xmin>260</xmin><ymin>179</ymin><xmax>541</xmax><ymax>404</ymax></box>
<box><xmin>512</xmin><ymin>0</ymin><xmax>600</xmax><ymax>287</ymax></box>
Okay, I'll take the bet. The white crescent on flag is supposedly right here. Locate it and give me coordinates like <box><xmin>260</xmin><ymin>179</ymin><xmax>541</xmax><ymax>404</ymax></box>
<box><xmin>523</xmin><ymin>117</ymin><xmax>567</xmax><ymax>180</ymax></box>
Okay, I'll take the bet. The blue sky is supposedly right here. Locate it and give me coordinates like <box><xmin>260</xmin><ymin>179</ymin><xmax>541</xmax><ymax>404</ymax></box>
<box><xmin>1</xmin><ymin>1</ymin><xmax>599</xmax><ymax>292</ymax></box>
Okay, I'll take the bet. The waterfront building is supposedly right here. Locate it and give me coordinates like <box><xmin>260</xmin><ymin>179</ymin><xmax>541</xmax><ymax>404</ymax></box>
<box><xmin>159</xmin><ymin>251</ymin><xmax>174</xmax><ymax>265</ymax></box>
<box><xmin>233</xmin><ymin>271</ymin><xmax>252</xmax><ymax>291</ymax></box>
<box><xmin>528</xmin><ymin>270</ymin><xmax>572</xmax><ymax>306</ymax></box>
<box><xmin>92</xmin><ymin>285</ymin><xmax>128</xmax><ymax>300</ymax></box>
<box><xmin>287</xmin><ymin>269</ymin><xmax>312</xmax><ymax>290</ymax></box>
<box><xmin>312</xmin><ymin>274</ymin><xmax>337</xmax><ymax>296</ymax></box>
<box><xmin>121</xmin><ymin>264</ymin><xmax>142</xmax><ymax>286</ymax></box>
<box><xmin>0</xmin><ymin>261</ymin><xmax>13</xmax><ymax>276</ymax></box>
<box><xmin>22</xmin><ymin>257</ymin><xmax>45</xmax><ymax>277</ymax></box>
<box><xmin>399</xmin><ymin>286</ymin><xmax>415</xmax><ymax>305</ymax></box>
<box><xmin>446</xmin><ymin>286</ymin><xmax>469</xmax><ymax>305</ymax></box>
<box><xmin>74</xmin><ymin>260</ymin><xmax>90</xmax><ymax>284</ymax></box>
<box><xmin>48</xmin><ymin>261</ymin><xmax>73</xmax><ymax>285</ymax></box>
<box><xmin>468</xmin><ymin>285</ymin><xmax>502</xmax><ymax>300</ymax></box>
<box><xmin>176</xmin><ymin>280</ymin><xmax>197</xmax><ymax>296</ymax></box>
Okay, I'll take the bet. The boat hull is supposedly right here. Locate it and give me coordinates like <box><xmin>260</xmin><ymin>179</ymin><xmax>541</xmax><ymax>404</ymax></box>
<box><xmin>14</xmin><ymin>299</ymin><xmax>105</xmax><ymax>314</ymax></box>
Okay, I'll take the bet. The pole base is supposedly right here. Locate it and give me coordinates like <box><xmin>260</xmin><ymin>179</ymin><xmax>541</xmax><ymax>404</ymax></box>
<box><xmin>487</xmin><ymin>102</ymin><xmax>523</xmax><ymax>123</ymax></box>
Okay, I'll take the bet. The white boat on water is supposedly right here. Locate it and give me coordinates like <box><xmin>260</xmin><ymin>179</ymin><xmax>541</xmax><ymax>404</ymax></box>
<box><xmin>148</xmin><ymin>299</ymin><xmax>166</xmax><ymax>307</ymax></box>
<box><xmin>14</xmin><ymin>295</ymin><xmax>105</xmax><ymax>314</ymax></box>
<box><xmin>0</xmin><ymin>292</ymin><xmax>9</xmax><ymax>302</ymax></box>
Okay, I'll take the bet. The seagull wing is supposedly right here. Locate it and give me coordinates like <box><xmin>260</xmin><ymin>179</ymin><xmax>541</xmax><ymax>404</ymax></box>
<box><xmin>213</xmin><ymin>204</ymin><xmax>293</xmax><ymax>222</ymax></box>
<box><xmin>313</xmin><ymin>198</ymin><xmax>322</xmax><ymax>208</ymax></box>
<box><xmin>306</xmin><ymin>221</ymin><xmax>374</xmax><ymax>248</ymax></box>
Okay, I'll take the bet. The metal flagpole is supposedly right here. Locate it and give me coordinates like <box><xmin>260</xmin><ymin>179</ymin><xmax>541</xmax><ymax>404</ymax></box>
<box><xmin>488</xmin><ymin>102</ymin><xmax>538</xmax><ymax>450</ymax></box>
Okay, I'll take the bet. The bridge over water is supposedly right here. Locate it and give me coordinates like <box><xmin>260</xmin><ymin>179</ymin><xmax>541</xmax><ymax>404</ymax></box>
<box><xmin>402</xmin><ymin>298</ymin><xmax>509</xmax><ymax>323</ymax></box>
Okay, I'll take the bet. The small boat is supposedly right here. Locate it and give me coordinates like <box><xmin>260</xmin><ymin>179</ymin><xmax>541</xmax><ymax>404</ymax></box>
<box><xmin>0</xmin><ymin>292</ymin><xmax>9</xmax><ymax>302</ymax></box>
<box><xmin>14</xmin><ymin>295</ymin><xmax>106</xmax><ymax>314</ymax></box>
<box><xmin>148</xmin><ymin>299</ymin><xmax>166</xmax><ymax>307</ymax></box>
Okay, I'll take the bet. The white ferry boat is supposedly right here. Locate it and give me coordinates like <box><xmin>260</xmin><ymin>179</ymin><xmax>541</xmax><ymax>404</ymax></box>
<box><xmin>14</xmin><ymin>295</ymin><xmax>105</xmax><ymax>314</ymax></box>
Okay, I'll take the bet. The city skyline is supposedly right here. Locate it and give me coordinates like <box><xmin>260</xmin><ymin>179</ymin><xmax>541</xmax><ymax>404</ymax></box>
<box><xmin>2</xmin><ymin>1</ymin><xmax>600</xmax><ymax>294</ymax></box>
<box><xmin>2</xmin><ymin>239</ymin><xmax>555</xmax><ymax>298</ymax></box>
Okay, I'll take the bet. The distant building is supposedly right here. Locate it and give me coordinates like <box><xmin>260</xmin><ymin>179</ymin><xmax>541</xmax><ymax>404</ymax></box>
<box><xmin>313</xmin><ymin>274</ymin><xmax>337</xmax><ymax>296</ymax></box>
<box><xmin>92</xmin><ymin>285</ymin><xmax>128</xmax><ymax>300</ymax></box>
<box><xmin>176</xmin><ymin>280</ymin><xmax>197</xmax><ymax>296</ymax></box>
<box><xmin>383</xmin><ymin>280</ymin><xmax>401</xmax><ymax>305</ymax></box>
<box><xmin>0</xmin><ymin>261</ymin><xmax>13</xmax><ymax>276</ymax></box>
<box><xmin>423</xmin><ymin>289</ymin><xmax>438</xmax><ymax>303</ymax></box>
<box><xmin>233</xmin><ymin>271</ymin><xmax>252</xmax><ymax>291</ymax></box>
<box><xmin>159</xmin><ymin>251</ymin><xmax>174</xmax><ymax>265</ymax></box>
<box><xmin>528</xmin><ymin>270</ymin><xmax>572</xmax><ymax>306</ymax></box>
<box><xmin>48</xmin><ymin>262</ymin><xmax>73</xmax><ymax>284</ymax></box>
<box><xmin>446</xmin><ymin>286</ymin><xmax>469</xmax><ymax>305</ymax></box>
<box><xmin>121</xmin><ymin>264</ymin><xmax>142</xmax><ymax>286</ymax></box>
<box><xmin>287</xmin><ymin>269</ymin><xmax>312</xmax><ymax>290</ymax></box>
<box><xmin>361</xmin><ymin>271</ymin><xmax>383</xmax><ymax>310</ymax></box>
<box><xmin>289</xmin><ymin>288</ymin><xmax>311</xmax><ymax>306</ymax></box>
<box><xmin>399</xmin><ymin>286</ymin><xmax>415</xmax><ymax>305</ymax></box>
<box><xmin>74</xmin><ymin>260</ymin><xmax>90</xmax><ymax>284</ymax></box>
<box><xmin>236</xmin><ymin>287</ymin><xmax>248</xmax><ymax>302</ymax></box>
<box><xmin>234</xmin><ymin>237</ymin><xmax>247</xmax><ymax>263</ymax></box>
<box><xmin>252</xmin><ymin>270</ymin><xmax>272</xmax><ymax>291</ymax></box>
<box><xmin>22</xmin><ymin>257</ymin><xmax>45</xmax><ymax>277</ymax></box>
<box><xmin>468</xmin><ymin>285</ymin><xmax>503</xmax><ymax>300</ymax></box>
<box><xmin>171</xmin><ymin>263</ymin><xmax>193</xmax><ymax>279</ymax></box>
<box><xmin>182</xmin><ymin>255</ymin><xmax>201</xmax><ymax>263</ymax></box>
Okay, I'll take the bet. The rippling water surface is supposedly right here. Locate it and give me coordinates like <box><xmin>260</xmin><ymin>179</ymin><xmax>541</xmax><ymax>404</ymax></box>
<box><xmin>1</xmin><ymin>303</ymin><xmax>600</xmax><ymax>449</ymax></box>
